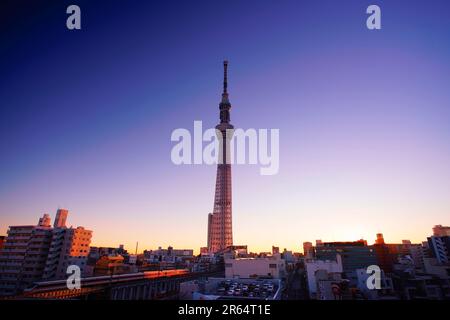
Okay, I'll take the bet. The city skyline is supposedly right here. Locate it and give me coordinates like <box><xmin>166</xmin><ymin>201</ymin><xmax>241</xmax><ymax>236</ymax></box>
<box><xmin>1</xmin><ymin>207</ymin><xmax>446</xmax><ymax>255</ymax></box>
<box><xmin>1</xmin><ymin>1</ymin><xmax>450</xmax><ymax>254</ymax></box>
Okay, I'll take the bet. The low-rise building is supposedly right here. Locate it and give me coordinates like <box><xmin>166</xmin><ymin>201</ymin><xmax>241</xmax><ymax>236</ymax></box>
<box><xmin>305</xmin><ymin>254</ymin><xmax>343</xmax><ymax>299</ymax></box>
<box><xmin>144</xmin><ymin>246</ymin><xmax>194</xmax><ymax>264</ymax></box>
<box><xmin>315</xmin><ymin>270</ymin><xmax>345</xmax><ymax>300</ymax></box>
<box><xmin>225</xmin><ymin>255</ymin><xmax>285</xmax><ymax>279</ymax></box>
<box><xmin>433</xmin><ymin>225</ymin><xmax>450</xmax><ymax>237</ymax></box>
<box><xmin>94</xmin><ymin>255</ymin><xmax>137</xmax><ymax>276</ymax></box>
<box><xmin>315</xmin><ymin>240</ymin><xmax>377</xmax><ymax>286</ymax></box>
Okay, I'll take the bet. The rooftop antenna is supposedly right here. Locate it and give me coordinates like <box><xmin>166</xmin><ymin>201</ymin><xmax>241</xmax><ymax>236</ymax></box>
<box><xmin>135</xmin><ymin>241</ymin><xmax>138</xmax><ymax>255</ymax></box>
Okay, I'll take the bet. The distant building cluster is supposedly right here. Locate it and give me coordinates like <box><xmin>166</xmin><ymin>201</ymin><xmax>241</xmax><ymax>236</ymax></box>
<box><xmin>297</xmin><ymin>226</ymin><xmax>450</xmax><ymax>300</ymax></box>
<box><xmin>184</xmin><ymin>226</ymin><xmax>450</xmax><ymax>300</ymax></box>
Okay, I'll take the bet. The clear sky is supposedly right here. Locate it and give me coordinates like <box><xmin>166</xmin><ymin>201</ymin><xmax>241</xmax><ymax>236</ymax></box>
<box><xmin>1</xmin><ymin>0</ymin><xmax>449</xmax><ymax>254</ymax></box>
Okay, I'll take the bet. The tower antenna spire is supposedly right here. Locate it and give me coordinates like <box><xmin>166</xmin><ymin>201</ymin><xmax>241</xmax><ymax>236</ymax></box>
<box><xmin>223</xmin><ymin>60</ymin><xmax>228</xmax><ymax>94</ymax></box>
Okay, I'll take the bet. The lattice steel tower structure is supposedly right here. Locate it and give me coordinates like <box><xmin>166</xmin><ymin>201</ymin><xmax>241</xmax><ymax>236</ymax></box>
<box><xmin>207</xmin><ymin>60</ymin><xmax>234</xmax><ymax>253</ymax></box>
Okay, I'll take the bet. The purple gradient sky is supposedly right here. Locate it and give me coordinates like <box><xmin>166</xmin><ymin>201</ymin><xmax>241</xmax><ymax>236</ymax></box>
<box><xmin>1</xmin><ymin>0</ymin><xmax>449</xmax><ymax>253</ymax></box>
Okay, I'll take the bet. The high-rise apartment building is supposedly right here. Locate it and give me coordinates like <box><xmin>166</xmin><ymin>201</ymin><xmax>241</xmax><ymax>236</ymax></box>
<box><xmin>43</xmin><ymin>226</ymin><xmax>92</xmax><ymax>280</ymax></box>
<box><xmin>0</xmin><ymin>210</ymin><xmax>92</xmax><ymax>296</ymax></box>
<box><xmin>207</xmin><ymin>61</ymin><xmax>234</xmax><ymax>253</ymax></box>
<box><xmin>0</xmin><ymin>215</ymin><xmax>53</xmax><ymax>296</ymax></box>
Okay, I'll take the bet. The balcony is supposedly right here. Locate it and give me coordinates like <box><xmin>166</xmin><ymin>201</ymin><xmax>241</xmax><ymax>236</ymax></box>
<box><xmin>1</xmin><ymin>248</ymin><xmax>26</xmax><ymax>254</ymax></box>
